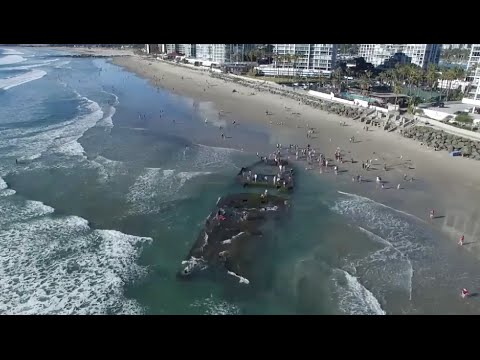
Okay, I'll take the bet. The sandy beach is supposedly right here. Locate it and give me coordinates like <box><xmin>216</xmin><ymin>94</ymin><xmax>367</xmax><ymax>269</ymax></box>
<box><xmin>110</xmin><ymin>54</ymin><xmax>480</xmax><ymax>259</ymax></box>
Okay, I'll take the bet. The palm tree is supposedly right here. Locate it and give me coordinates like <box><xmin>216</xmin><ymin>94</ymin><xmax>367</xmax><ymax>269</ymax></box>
<box><xmin>393</xmin><ymin>80</ymin><xmax>402</xmax><ymax>110</ymax></box>
<box><xmin>333</xmin><ymin>67</ymin><xmax>343</xmax><ymax>91</ymax></box>
<box><xmin>291</xmin><ymin>54</ymin><xmax>301</xmax><ymax>80</ymax></box>
<box><xmin>445</xmin><ymin>68</ymin><xmax>457</xmax><ymax>101</ymax></box>
<box><xmin>378</xmin><ymin>71</ymin><xmax>388</xmax><ymax>86</ymax></box>
<box><xmin>425</xmin><ymin>64</ymin><xmax>439</xmax><ymax>101</ymax></box>
<box><xmin>359</xmin><ymin>74</ymin><xmax>369</xmax><ymax>95</ymax></box>
<box><xmin>283</xmin><ymin>54</ymin><xmax>293</xmax><ymax>78</ymax></box>
<box><xmin>272</xmin><ymin>53</ymin><xmax>281</xmax><ymax>77</ymax></box>
<box><xmin>246</xmin><ymin>50</ymin><xmax>255</xmax><ymax>63</ymax></box>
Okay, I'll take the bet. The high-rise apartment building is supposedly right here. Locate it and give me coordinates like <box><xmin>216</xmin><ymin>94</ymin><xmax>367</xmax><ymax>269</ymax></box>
<box><xmin>176</xmin><ymin>44</ymin><xmax>196</xmax><ymax>57</ymax></box>
<box><xmin>257</xmin><ymin>44</ymin><xmax>336</xmax><ymax>76</ymax></box>
<box><xmin>466</xmin><ymin>44</ymin><xmax>480</xmax><ymax>103</ymax></box>
<box><xmin>358</xmin><ymin>44</ymin><xmax>442</xmax><ymax>69</ymax></box>
<box><xmin>195</xmin><ymin>44</ymin><xmax>255</xmax><ymax>64</ymax></box>
<box><xmin>273</xmin><ymin>44</ymin><xmax>337</xmax><ymax>72</ymax></box>
<box><xmin>443</xmin><ymin>44</ymin><xmax>472</xmax><ymax>50</ymax></box>
<box><xmin>165</xmin><ymin>44</ymin><xmax>177</xmax><ymax>54</ymax></box>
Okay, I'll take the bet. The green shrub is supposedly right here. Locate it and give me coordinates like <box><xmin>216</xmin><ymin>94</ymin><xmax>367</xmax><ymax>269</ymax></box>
<box><xmin>455</xmin><ymin>113</ymin><xmax>473</xmax><ymax>123</ymax></box>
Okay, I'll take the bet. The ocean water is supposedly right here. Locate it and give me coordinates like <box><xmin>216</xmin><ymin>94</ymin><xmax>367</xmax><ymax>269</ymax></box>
<box><xmin>1</xmin><ymin>47</ymin><xmax>480</xmax><ymax>315</ymax></box>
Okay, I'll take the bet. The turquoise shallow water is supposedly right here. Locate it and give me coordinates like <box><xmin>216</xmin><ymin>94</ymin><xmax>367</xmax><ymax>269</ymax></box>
<box><xmin>1</xmin><ymin>47</ymin><xmax>480</xmax><ymax>314</ymax></box>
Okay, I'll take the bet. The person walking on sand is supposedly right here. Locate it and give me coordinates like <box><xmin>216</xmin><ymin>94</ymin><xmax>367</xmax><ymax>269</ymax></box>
<box><xmin>430</xmin><ymin>209</ymin><xmax>435</xmax><ymax>220</ymax></box>
<box><xmin>397</xmin><ymin>184</ymin><xmax>401</xmax><ymax>190</ymax></box>
<box><xmin>461</xmin><ymin>288</ymin><xmax>470</xmax><ymax>298</ymax></box>
<box><xmin>459</xmin><ymin>235</ymin><xmax>465</xmax><ymax>246</ymax></box>
<box><xmin>254</xmin><ymin>174</ymin><xmax>257</xmax><ymax>183</ymax></box>
<box><xmin>381</xmin><ymin>183</ymin><xmax>385</xmax><ymax>189</ymax></box>
<box><xmin>404</xmin><ymin>173</ymin><xmax>407</xmax><ymax>181</ymax></box>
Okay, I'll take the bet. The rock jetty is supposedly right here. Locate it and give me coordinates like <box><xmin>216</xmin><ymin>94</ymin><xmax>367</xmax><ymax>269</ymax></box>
<box><xmin>402</xmin><ymin>125</ymin><xmax>480</xmax><ymax>160</ymax></box>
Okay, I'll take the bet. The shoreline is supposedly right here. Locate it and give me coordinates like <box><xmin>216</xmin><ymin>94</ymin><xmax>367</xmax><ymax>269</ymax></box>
<box><xmin>45</xmin><ymin>46</ymin><xmax>134</xmax><ymax>57</ymax></box>
<box><xmin>107</xmin><ymin>55</ymin><xmax>480</xmax><ymax>262</ymax></box>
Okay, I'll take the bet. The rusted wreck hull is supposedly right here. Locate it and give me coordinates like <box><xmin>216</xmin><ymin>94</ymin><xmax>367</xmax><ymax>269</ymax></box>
<box><xmin>177</xmin><ymin>193</ymin><xmax>289</xmax><ymax>285</ymax></box>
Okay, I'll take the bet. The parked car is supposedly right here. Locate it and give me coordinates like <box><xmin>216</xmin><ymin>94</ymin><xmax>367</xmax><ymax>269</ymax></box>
<box><xmin>431</xmin><ymin>101</ymin><xmax>445</xmax><ymax>108</ymax></box>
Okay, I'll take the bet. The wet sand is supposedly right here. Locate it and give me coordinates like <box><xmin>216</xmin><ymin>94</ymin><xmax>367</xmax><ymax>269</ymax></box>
<box><xmin>106</xmin><ymin>55</ymin><xmax>480</xmax><ymax>266</ymax></box>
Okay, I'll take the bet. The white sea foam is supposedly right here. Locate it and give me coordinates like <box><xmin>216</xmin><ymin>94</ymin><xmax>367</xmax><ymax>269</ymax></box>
<box><xmin>0</xmin><ymin>69</ymin><xmax>47</xmax><ymax>90</ymax></box>
<box><xmin>0</xmin><ymin>95</ymin><xmax>103</xmax><ymax>160</ymax></box>
<box><xmin>0</xmin><ymin>209</ymin><xmax>152</xmax><ymax>314</ymax></box>
<box><xmin>126</xmin><ymin>168</ymin><xmax>212</xmax><ymax>215</ymax></box>
<box><xmin>0</xmin><ymin>54</ymin><xmax>26</xmax><ymax>65</ymax></box>
<box><xmin>337</xmin><ymin>191</ymin><xmax>426</xmax><ymax>224</ymax></box>
<box><xmin>90</xmin><ymin>155</ymin><xmax>128</xmax><ymax>183</ymax></box>
<box><xmin>101</xmin><ymin>90</ymin><xmax>119</xmax><ymax>106</ymax></box>
<box><xmin>331</xmin><ymin>192</ymin><xmax>428</xmax><ymax>304</ymax></box>
<box><xmin>0</xmin><ymin>59</ymin><xmax>59</xmax><ymax>71</ymax></box>
<box><xmin>56</xmin><ymin>139</ymin><xmax>86</xmax><ymax>157</ymax></box>
<box><xmin>1</xmin><ymin>48</ymin><xmax>24</xmax><ymax>55</ymax></box>
<box><xmin>0</xmin><ymin>199</ymin><xmax>55</xmax><ymax>227</ymax></box>
<box><xmin>189</xmin><ymin>144</ymin><xmax>239</xmax><ymax>171</ymax></box>
<box><xmin>0</xmin><ymin>176</ymin><xmax>7</xmax><ymax>190</ymax></box>
<box><xmin>227</xmin><ymin>271</ymin><xmax>250</xmax><ymax>285</ymax></box>
<box><xmin>221</xmin><ymin>232</ymin><xmax>245</xmax><ymax>245</ymax></box>
<box><xmin>0</xmin><ymin>189</ymin><xmax>16</xmax><ymax>197</ymax></box>
<box><xmin>331</xmin><ymin>194</ymin><xmax>428</xmax><ymax>255</ymax></box>
<box><xmin>54</xmin><ymin>60</ymin><xmax>71</xmax><ymax>68</ymax></box>
<box><xmin>176</xmin><ymin>171</ymin><xmax>211</xmax><ymax>187</ymax></box>
<box><xmin>333</xmin><ymin>268</ymin><xmax>385</xmax><ymax>315</ymax></box>
<box><xmin>357</xmin><ymin>227</ymin><xmax>414</xmax><ymax>301</ymax></box>
<box><xmin>190</xmin><ymin>296</ymin><xmax>241</xmax><ymax>315</ymax></box>
<box><xmin>96</xmin><ymin>105</ymin><xmax>116</xmax><ymax>128</ymax></box>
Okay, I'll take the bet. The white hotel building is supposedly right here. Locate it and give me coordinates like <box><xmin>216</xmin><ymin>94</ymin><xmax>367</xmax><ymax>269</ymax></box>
<box><xmin>358</xmin><ymin>44</ymin><xmax>442</xmax><ymax>69</ymax></box>
<box><xmin>256</xmin><ymin>44</ymin><xmax>337</xmax><ymax>77</ymax></box>
<box><xmin>463</xmin><ymin>44</ymin><xmax>480</xmax><ymax>110</ymax></box>
<box><xmin>194</xmin><ymin>44</ymin><xmax>255</xmax><ymax>64</ymax></box>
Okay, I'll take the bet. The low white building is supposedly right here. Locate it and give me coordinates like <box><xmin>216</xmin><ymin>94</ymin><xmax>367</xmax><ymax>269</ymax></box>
<box><xmin>437</xmin><ymin>79</ymin><xmax>470</xmax><ymax>92</ymax></box>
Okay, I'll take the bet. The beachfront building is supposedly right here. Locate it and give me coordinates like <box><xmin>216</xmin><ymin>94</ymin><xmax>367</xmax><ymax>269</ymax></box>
<box><xmin>358</xmin><ymin>44</ymin><xmax>442</xmax><ymax>69</ymax></box>
<box><xmin>157</xmin><ymin>44</ymin><xmax>196</xmax><ymax>57</ymax></box>
<box><xmin>255</xmin><ymin>44</ymin><xmax>337</xmax><ymax>77</ymax></box>
<box><xmin>194</xmin><ymin>44</ymin><xmax>255</xmax><ymax>65</ymax></box>
<box><xmin>165</xmin><ymin>44</ymin><xmax>177</xmax><ymax>54</ymax></box>
<box><xmin>176</xmin><ymin>44</ymin><xmax>196</xmax><ymax>57</ymax></box>
<box><xmin>145</xmin><ymin>44</ymin><xmax>159</xmax><ymax>54</ymax></box>
<box><xmin>443</xmin><ymin>44</ymin><xmax>472</xmax><ymax>50</ymax></box>
<box><xmin>463</xmin><ymin>45</ymin><xmax>480</xmax><ymax>112</ymax></box>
